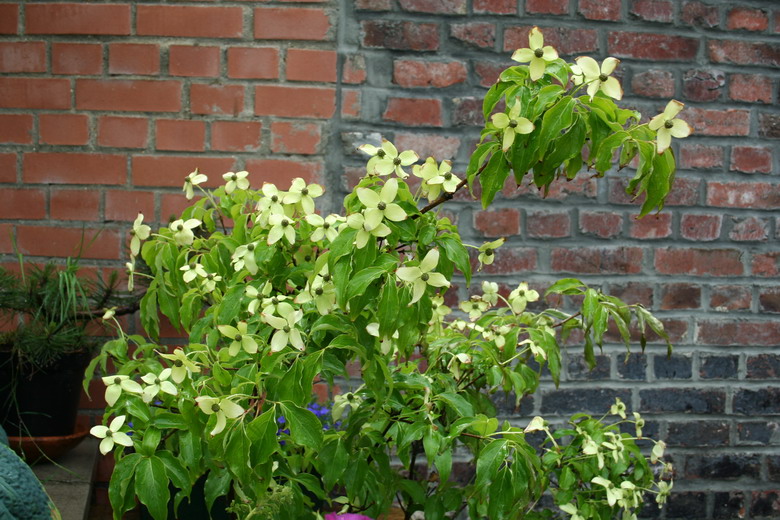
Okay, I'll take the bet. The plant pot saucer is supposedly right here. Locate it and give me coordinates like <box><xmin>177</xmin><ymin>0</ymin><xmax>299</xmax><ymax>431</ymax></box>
<box><xmin>7</xmin><ymin>415</ymin><xmax>91</xmax><ymax>463</ymax></box>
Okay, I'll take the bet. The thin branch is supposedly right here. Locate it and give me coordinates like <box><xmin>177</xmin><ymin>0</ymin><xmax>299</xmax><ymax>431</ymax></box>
<box><xmin>415</xmin><ymin>159</ymin><xmax>492</xmax><ymax>216</ymax></box>
<box><xmin>551</xmin><ymin>311</ymin><xmax>581</xmax><ymax>328</ymax></box>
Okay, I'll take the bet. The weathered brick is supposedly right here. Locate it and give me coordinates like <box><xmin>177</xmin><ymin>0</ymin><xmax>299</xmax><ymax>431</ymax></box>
<box><xmin>98</xmin><ymin>116</ymin><xmax>148</xmax><ymax>149</ymax></box>
<box><xmin>76</xmin><ymin>79</ymin><xmax>181</xmax><ymax>113</ymax></box>
<box><xmin>629</xmin><ymin>212</ymin><xmax>671</xmax><ymax>239</ymax></box>
<box><xmin>681</xmin><ymin>1</ymin><xmax>719</xmax><ymax>27</ymax></box>
<box><xmin>579</xmin><ymin>211</ymin><xmax>623</xmax><ymax>239</ymax></box>
<box><xmin>0</xmin><ymin>42</ymin><xmax>46</xmax><ymax>73</ymax></box>
<box><xmin>362</xmin><ymin>20</ymin><xmax>438</xmax><ymax>51</ymax></box>
<box><xmin>682</xmin><ymin>68</ymin><xmax>725</xmax><ymax>102</ymax></box>
<box><xmin>541</xmin><ymin>388</ymin><xmax>631</xmax><ymax>415</ymax></box>
<box><xmin>108</xmin><ymin>43</ymin><xmax>160</xmax><ymax>76</ymax></box>
<box><xmin>551</xmin><ymin>247</ymin><xmax>643</xmax><ymax>274</ymax></box>
<box><xmin>751</xmin><ymin>491</ymin><xmax>780</xmax><ymax>517</ymax></box>
<box><xmin>680</xmin><ymin>107</ymin><xmax>750</xmax><ymax>136</ymax></box>
<box><xmin>227</xmin><ymin>47</ymin><xmax>279</xmax><ymax>80</ymax></box>
<box><xmin>667</xmin><ymin>492</ymin><xmax>709</xmax><ymax>519</ymax></box>
<box><xmin>393</xmin><ymin>59</ymin><xmax>467</xmax><ymax>88</ymax></box>
<box><xmin>640</xmin><ymin>388</ymin><xmax>725</xmax><ymax>414</ymax></box>
<box><xmin>667</xmin><ymin>421</ymin><xmax>729</xmax><ymax>447</ymax></box>
<box><xmin>473</xmin><ymin>0</ymin><xmax>515</xmax><ymax>14</ymax></box>
<box><xmin>0</xmin><ymin>78</ymin><xmax>70</xmax><ymax>110</ymax></box>
<box><xmin>471</xmin><ymin>248</ymin><xmax>537</xmax><ymax>275</ymax></box>
<box><xmin>609</xmin><ymin>282</ymin><xmax>653</xmax><ymax>307</ymax></box>
<box><xmin>679</xmin><ymin>144</ymin><xmax>723</xmax><ymax>169</ymax></box>
<box><xmin>578</xmin><ymin>0</ymin><xmax>621</xmax><ymax>21</ymax></box>
<box><xmin>0</xmin><ymin>114</ymin><xmax>33</xmax><ymax>144</ymax></box>
<box><xmin>132</xmin><ymin>156</ymin><xmax>236</xmax><ymax>187</ymax></box>
<box><xmin>655</xmin><ymin>248</ymin><xmax>742</xmax><ymax>276</ymax></box>
<box><xmin>52</xmin><ymin>43</ymin><xmax>102</xmax><ymax>75</ymax></box>
<box><xmin>190</xmin><ymin>84</ymin><xmax>244</xmax><ymax>116</ymax></box>
<box><xmin>342</xmin><ymin>54</ymin><xmax>367</xmax><ymax>84</ymax></box>
<box><xmin>527</xmin><ymin>211</ymin><xmax>571</xmax><ymax>238</ymax></box>
<box><xmin>452</xmin><ymin>97</ymin><xmax>483</xmax><ymax>127</ymax></box>
<box><xmin>398</xmin><ymin>0</ymin><xmax>466</xmax><ymax>14</ymax></box>
<box><xmin>39</xmin><ymin>114</ymin><xmax>89</xmax><ymax>146</ymax></box>
<box><xmin>737</xmin><ymin>422</ymin><xmax>777</xmax><ymax>445</ymax></box>
<box><xmin>698</xmin><ymin>321</ymin><xmax>780</xmax><ymax>347</ymax></box>
<box><xmin>629</xmin><ymin>0</ymin><xmax>673</xmax><ymax>22</ymax></box>
<box><xmin>50</xmin><ymin>188</ymin><xmax>100</xmax><ymax>221</ymax></box>
<box><xmin>393</xmin><ymin>133</ymin><xmax>460</xmax><ymax>160</ymax></box>
<box><xmin>383</xmin><ymin>97</ymin><xmax>442</xmax><ymax>127</ymax></box>
<box><xmin>685</xmin><ymin>454</ymin><xmax>761</xmax><ymax>480</ymax></box>
<box><xmin>23</xmin><ymin>153</ymin><xmax>126</xmax><ymax>185</ymax></box>
<box><xmin>631</xmin><ymin>69</ymin><xmax>674</xmax><ymax>98</ymax></box>
<box><xmin>616</xmin><ymin>353</ymin><xmax>646</xmax><ymax>380</ymax></box>
<box><xmin>155</xmin><ymin>120</ymin><xmax>206</xmax><ymax>152</ymax></box>
<box><xmin>169</xmin><ymin>46</ymin><xmax>220</xmax><ymax>78</ymax></box>
<box><xmin>729</xmin><ymin>74</ymin><xmax>773</xmax><ymax>104</ymax></box>
<box><xmin>758</xmin><ymin>112</ymin><xmax>780</xmax><ymax>139</ymax></box>
<box><xmin>660</xmin><ymin>283</ymin><xmax>701</xmax><ymax>310</ymax></box>
<box><xmin>451</xmin><ymin>23</ymin><xmax>495</xmax><ymax>50</ymax></box>
<box><xmin>271</xmin><ymin>122</ymin><xmax>321</xmax><ymax>155</ymax></box>
<box><xmin>244</xmin><ymin>159</ymin><xmax>324</xmax><ymax>188</ymax></box>
<box><xmin>747</xmin><ymin>354</ymin><xmax>780</xmax><ymax>379</ymax></box>
<box><xmin>707</xmin><ymin>182</ymin><xmax>780</xmax><ymax>209</ymax></box>
<box><xmin>729</xmin><ymin>216</ymin><xmax>769</xmax><ymax>242</ymax></box>
<box><xmin>680</xmin><ymin>214</ymin><xmax>721</xmax><ymax>241</ymax></box>
<box><xmin>759</xmin><ymin>287</ymin><xmax>780</xmax><ymax>314</ymax></box>
<box><xmin>710</xmin><ymin>285</ymin><xmax>751</xmax><ymax>311</ymax></box>
<box><xmin>566</xmin><ymin>354</ymin><xmax>610</xmax><ymax>381</ymax></box>
<box><xmin>505</xmin><ymin>27</ymin><xmax>598</xmax><ymax>55</ymax></box>
<box><xmin>708</xmin><ymin>40</ymin><xmax>780</xmax><ymax>68</ymax></box>
<box><xmin>287</xmin><ymin>49</ymin><xmax>337</xmax><ymax>83</ymax></box>
<box><xmin>608</xmin><ymin>32</ymin><xmax>698</xmax><ymax>61</ymax></box>
<box><xmin>211</xmin><ymin>121</ymin><xmax>262</xmax><ymax>153</ymax></box>
<box><xmin>474</xmin><ymin>208</ymin><xmax>520</xmax><ymax>237</ymax></box>
<box><xmin>700</xmin><ymin>355</ymin><xmax>739</xmax><ymax>379</ymax></box>
<box><xmin>608</xmin><ymin>176</ymin><xmax>700</xmax><ymax>206</ymax></box>
<box><xmin>526</xmin><ymin>0</ymin><xmax>568</xmax><ymax>14</ymax></box>
<box><xmin>753</xmin><ymin>252</ymin><xmax>780</xmax><ymax>277</ymax></box>
<box><xmin>654</xmin><ymin>353</ymin><xmax>692</xmax><ymax>379</ymax></box>
<box><xmin>726</xmin><ymin>6</ymin><xmax>769</xmax><ymax>31</ymax></box>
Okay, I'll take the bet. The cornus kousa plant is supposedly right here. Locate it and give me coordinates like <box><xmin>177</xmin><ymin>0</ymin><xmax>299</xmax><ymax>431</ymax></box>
<box><xmin>90</xmin><ymin>27</ymin><xmax>684</xmax><ymax>520</ymax></box>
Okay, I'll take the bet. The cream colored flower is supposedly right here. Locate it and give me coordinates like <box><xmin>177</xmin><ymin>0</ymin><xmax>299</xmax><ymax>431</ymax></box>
<box><xmin>91</xmin><ymin>415</ymin><xmax>133</xmax><ymax>455</ymax></box>
<box><xmin>101</xmin><ymin>374</ymin><xmax>143</xmax><ymax>407</ymax></box>
<box><xmin>183</xmin><ymin>169</ymin><xmax>207</xmax><ymax>200</ymax></box>
<box><xmin>180</xmin><ymin>262</ymin><xmax>207</xmax><ymax>283</ymax></box>
<box><xmin>218</xmin><ymin>321</ymin><xmax>258</xmax><ymax>356</ymax></box>
<box><xmin>267</xmin><ymin>214</ymin><xmax>296</xmax><ymax>245</ymax></box>
<box><xmin>222</xmin><ymin>170</ymin><xmax>249</xmax><ymax>194</ymax></box>
<box><xmin>263</xmin><ymin>302</ymin><xmax>305</xmax><ymax>352</ymax></box>
<box><xmin>140</xmin><ymin>368</ymin><xmax>177</xmax><ymax>403</ymax></box>
<box><xmin>159</xmin><ymin>348</ymin><xmax>200</xmax><ymax>384</ymax></box>
<box><xmin>129</xmin><ymin>213</ymin><xmax>151</xmax><ymax>257</ymax></box>
<box><xmin>346</xmin><ymin>212</ymin><xmax>391</xmax><ymax>249</ymax></box>
<box><xmin>491</xmin><ymin>100</ymin><xmax>534</xmax><ymax>151</ymax></box>
<box><xmin>195</xmin><ymin>396</ymin><xmax>244</xmax><ymax>436</ymax></box>
<box><xmin>511</xmin><ymin>26</ymin><xmax>558</xmax><ymax>81</ymax></box>
<box><xmin>396</xmin><ymin>249</ymin><xmax>450</xmax><ymax>304</ymax></box>
<box><xmin>170</xmin><ymin>218</ymin><xmax>200</xmax><ymax>247</ymax></box>
<box><xmin>508</xmin><ymin>282</ymin><xmax>539</xmax><ymax>313</ymax></box>
<box><xmin>357</xmin><ymin>178</ymin><xmax>407</xmax><ymax>229</ymax></box>
<box><xmin>478</xmin><ymin>238</ymin><xmax>504</xmax><ymax>268</ymax></box>
<box><xmin>284</xmin><ymin>178</ymin><xmax>323</xmax><ymax>215</ymax></box>
<box><xmin>371</xmin><ymin>140</ymin><xmax>419</xmax><ymax>179</ymax></box>
<box><xmin>648</xmin><ymin>100</ymin><xmax>692</xmax><ymax>154</ymax></box>
<box><xmin>572</xmin><ymin>56</ymin><xmax>622</xmax><ymax>101</ymax></box>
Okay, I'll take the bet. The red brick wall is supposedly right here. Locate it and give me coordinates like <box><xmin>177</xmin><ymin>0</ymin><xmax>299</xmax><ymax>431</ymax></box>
<box><xmin>2</xmin><ymin>0</ymin><xmax>779</xmax><ymax>517</ymax></box>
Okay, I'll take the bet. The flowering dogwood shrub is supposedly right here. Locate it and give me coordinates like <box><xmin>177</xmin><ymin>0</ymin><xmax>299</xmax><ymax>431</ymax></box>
<box><xmin>90</xmin><ymin>27</ymin><xmax>686</xmax><ymax>520</ymax></box>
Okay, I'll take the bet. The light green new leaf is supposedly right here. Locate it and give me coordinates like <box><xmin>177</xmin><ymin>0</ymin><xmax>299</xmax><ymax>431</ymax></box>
<box><xmin>545</xmin><ymin>278</ymin><xmax>585</xmax><ymax>296</ymax></box>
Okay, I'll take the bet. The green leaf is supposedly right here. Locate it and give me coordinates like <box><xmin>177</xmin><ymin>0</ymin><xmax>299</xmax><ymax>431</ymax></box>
<box><xmin>140</xmin><ymin>427</ymin><xmax>162</xmax><ymax>456</ymax></box>
<box><xmin>418</xmin><ymin>222</ymin><xmax>437</xmax><ymax>246</ymax></box>
<box><xmin>528</xmin><ymin>84</ymin><xmax>565</xmax><ymax>120</ymax></box>
<box><xmin>638</xmin><ymin>148</ymin><xmax>676</xmax><ymax>217</ymax></box>
<box><xmin>537</xmin><ymin>96</ymin><xmax>575</xmax><ymax>157</ymax></box>
<box><xmin>437</xmin><ymin>392</ymin><xmax>474</xmax><ymax>417</ymax></box>
<box><xmin>594</xmin><ymin>131</ymin><xmax>629</xmax><ymax>174</ymax></box>
<box><xmin>346</xmin><ymin>266</ymin><xmax>387</xmax><ymax>302</ymax></box>
<box><xmin>156</xmin><ymin>451</ymin><xmax>190</xmax><ymax>491</ymax></box>
<box><xmin>318</xmin><ymin>438</ymin><xmax>348</xmax><ymax>490</ymax></box>
<box><xmin>217</xmin><ymin>285</ymin><xmax>244</xmax><ymax>326</ymax></box>
<box><xmin>225</xmin><ymin>427</ymin><xmax>251</xmax><ymax>482</ymax></box>
<box><xmin>109</xmin><ymin>453</ymin><xmax>142</xmax><ymax>518</ymax></box>
<box><xmin>247</xmin><ymin>410</ymin><xmax>278</xmax><ymax>464</ymax></box>
<box><xmin>435</xmin><ymin>448</ymin><xmax>453</xmax><ymax>483</ymax></box>
<box><xmin>377</xmin><ymin>276</ymin><xmax>399</xmax><ymax>337</ymax></box>
<box><xmin>511</xmin><ymin>128</ymin><xmax>540</xmax><ymax>182</ymax></box>
<box><xmin>140</xmin><ymin>281</ymin><xmax>160</xmax><ymax>340</ymax></box>
<box><xmin>179</xmin><ymin>430</ymin><xmax>203</xmax><ymax>470</ymax></box>
<box><xmin>437</xmin><ymin>234</ymin><xmax>471</xmax><ymax>285</ymax></box>
<box><xmin>179</xmin><ymin>289</ymin><xmax>202</xmax><ymax>332</ymax></box>
<box><xmin>204</xmin><ymin>468</ymin><xmax>231</xmax><ymax>514</ymax></box>
<box><xmin>476</xmin><ymin>439</ymin><xmax>506</xmax><ymax>489</ymax></box>
<box><xmin>542</xmin><ymin>115</ymin><xmax>586</xmax><ymax>173</ymax></box>
<box><xmin>328</xmin><ymin>227</ymin><xmax>358</xmax><ymax>270</ymax></box>
<box><xmin>545</xmin><ymin>278</ymin><xmax>585</xmax><ymax>296</ymax></box>
<box><xmin>483</xmin><ymin>81</ymin><xmax>512</xmax><ymax>121</ymax></box>
<box><xmin>480</xmin><ymin>149</ymin><xmax>511</xmax><ymax>208</ymax></box>
<box><xmin>155</xmin><ymin>275</ymin><xmax>180</xmax><ymax>332</ymax></box>
<box><xmin>280</xmin><ymin>402</ymin><xmax>323</xmax><ymax>450</ymax></box>
<box><xmin>135</xmin><ymin>456</ymin><xmax>170</xmax><ymax>520</ymax></box>
<box><xmin>467</xmin><ymin>142</ymin><xmax>498</xmax><ymax>185</ymax></box>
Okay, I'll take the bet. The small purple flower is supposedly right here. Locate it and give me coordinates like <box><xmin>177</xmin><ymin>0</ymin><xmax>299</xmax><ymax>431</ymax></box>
<box><xmin>324</xmin><ymin>514</ymin><xmax>373</xmax><ymax>520</ymax></box>
<box><xmin>277</xmin><ymin>415</ymin><xmax>286</xmax><ymax>424</ymax></box>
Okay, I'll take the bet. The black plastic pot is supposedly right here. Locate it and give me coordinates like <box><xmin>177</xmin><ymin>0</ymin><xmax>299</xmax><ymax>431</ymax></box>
<box><xmin>0</xmin><ymin>350</ymin><xmax>91</xmax><ymax>437</ymax></box>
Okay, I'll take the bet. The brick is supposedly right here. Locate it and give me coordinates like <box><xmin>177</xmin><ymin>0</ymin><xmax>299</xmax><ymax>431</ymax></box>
<box><xmin>342</xmin><ymin>54</ymin><xmax>366</xmax><ymax>84</ymax></box>
<box><xmin>393</xmin><ymin>59</ymin><xmax>467</xmax><ymax>88</ymax></box>
<box><xmin>137</xmin><ymin>6</ymin><xmax>243</xmax><ymax>38</ymax></box>
<box><xmin>271</xmin><ymin>122</ymin><xmax>321</xmax><ymax>155</ymax></box>
<box><xmin>654</xmin><ymin>354</ymin><xmax>692</xmax><ymax>379</ymax></box>
<box><xmin>681</xmin><ymin>1</ymin><xmax>719</xmax><ymax>28</ymax></box>
<box><xmin>383</xmin><ymin>98</ymin><xmax>442</xmax><ymax>127</ymax></box>
<box><xmin>39</xmin><ymin>114</ymin><xmax>89</xmax><ymax>146</ymax></box>
<box><xmin>753</xmin><ymin>252</ymin><xmax>780</xmax><ymax>277</ymax></box>
<box><xmin>474</xmin><ymin>62</ymin><xmax>505</xmax><ymax>88</ymax></box>
<box><xmin>747</xmin><ymin>354</ymin><xmax>780</xmax><ymax>378</ymax></box>
<box><xmin>616</xmin><ymin>353</ymin><xmax>646</xmax><ymax>380</ymax></box>
<box><xmin>244</xmin><ymin>159</ymin><xmax>323</xmax><ymax>187</ymax></box>
<box><xmin>567</xmin><ymin>354</ymin><xmax>610</xmax><ymax>381</ymax></box>
<box><xmin>729</xmin><ymin>74</ymin><xmax>772</xmax><ymax>103</ymax></box>
<box><xmin>526</xmin><ymin>0</ymin><xmax>567</xmax><ymax>14</ymax></box>
<box><xmin>354</xmin><ymin>0</ymin><xmax>393</xmax><ymax>10</ymax></box>
<box><xmin>682</xmin><ymin>68</ymin><xmax>724</xmax><ymax>102</ymax></box>
<box><xmin>26</xmin><ymin>3</ymin><xmax>131</xmax><ymax>35</ymax></box>
<box><xmin>342</xmin><ymin>90</ymin><xmax>361</xmax><ymax>119</ymax></box>
<box><xmin>451</xmin><ymin>23</ymin><xmax>495</xmax><ymax>50</ymax></box>
<box><xmin>168</xmin><ymin>46</ymin><xmax>220</xmax><ymax>78</ymax></box>
<box><xmin>156</xmin><ymin>120</ymin><xmax>206</xmax><ymax>152</ymax></box>
<box><xmin>609</xmin><ymin>176</ymin><xmax>699</xmax><ymax>206</ymax></box>
<box><xmin>474</xmin><ymin>208</ymin><xmax>520</xmax><ymax>237</ymax></box>
<box><xmin>551</xmin><ymin>247</ymin><xmax>642</xmax><ymax>274</ymax></box>
<box><xmin>609</xmin><ymin>282</ymin><xmax>653</xmax><ymax>306</ymax></box>
<box><xmin>681</xmin><ymin>107</ymin><xmax>750</xmax><ymax>136</ymax></box>
<box><xmin>473</xmin><ymin>0</ymin><xmax>515</xmax><ymax>14</ymax></box>
<box><xmin>737</xmin><ymin>422</ymin><xmax>777</xmax><ymax>445</ymax></box>
<box><xmin>640</xmin><ymin>388</ymin><xmax>725</xmax><ymax>414</ymax></box>
<box><xmin>452</xmin><ymin>97</ymin><xmax>483</xmax><ymax>127</ymax></box>
<box><xmin>700</xmin><ymin>355</ymin><xmax>739</xmax><ymax>379</ymax></box>
<box><xmin>50</xmin><ymin>188</ymin><xmax>100</xmax><ymax>221</ymax></box>
<box><xmin>255</xmin><ymin>86</ymin><xmax>335</xmax><ymax>119</ymax></box>
<box><xmin>15</xmin><ymin>226</ymin><xmax>120</xmax><ymax>260</ymax></box>
<box><xmin>23</xmin><ymin>153</ymin><xmax>125</xmax><ymax>185</ymax></box>
<box><xmin>629</xmin><ymin>0</ymin><xmax>673</xmax><ymax>22</ymax></box>
<box><xmin>227</xmin><ymin>47</ymin><xmax>279</xmax><ymax>80</ymax></box>
<box><xmin>660</xmin><ymin>283</ymin><xmax>701</xmax><ymax>310</ymax></box>
<box><xmin>667</xmin><ymin>421</ymin><xmax>729</xmax><ymax>447</ymax></box>
<box><xmin>708</xmin><ymin>40</ymin><xmax>780</xmax><ymax>67</ymax></box>
<box><xmin>727</xmin><ymin>7</ymin><xmax>769</xmax><ymax>31</ymax></box>
<box><xmin>0</xmin><ymin>114</ymin><xmax>33</xmax><ymax>144</ymax></box>
<box><xmin>393</xmin><ymin>134</ymin><xmax>460</xmax><ymax>160</ymax></box>
<box><xmin>680</xmin><ymin>214</ymin><xmax>721</xmax><ymax>241</ymax></box>
<box><xmin>52</xmin><ymin>43</ymin><xmax>102</xmax><ymax>75</ymax></box>
<box><xmin>398</xmin><ymin>0</ymin><xmax>466</xmax><ymax>14</ymax></box>
<box><xmin>190</xmin><ymin>84</ymin><xmax>244</xmax><ymax>116</ymax></box>
<box><xmin>108</xmin><ymin>43</ymin><xmax>159</xmax><ymax>76</ymax></box>
<box><xmin>608</xmin><ymin>32</ymin><xmax>698</xmax><ymax>61</ymax></box>
<box><xmin>729</xmin><ymin>216</ymin><xmax>769</xmax><ymax>242</ymax></box>
<box><xmin>97</xmin><ymin>116</ymin><xmax>148</xmax><ymax>149</ymax></box>
<box><xmin>759</xmin><ymin>288</ymin><xmax>780</xmax><ymax>314</ymax></box>
<box><xmin>507</xmin><ymin>175</ymin><xmax>597</xmax><ymax>200</ymax></box>
<box><xmin>527</xmin><ymin>211</ymin><xmax>571</xmax><ymax>238</ymax></box>
<box><xmin>735</xmin><ymin>388</ymin><xmax>780</xmax><ymax>415</ymax></box>
<box><xmin>0</xmin><ymin>4</ymin><xmax>18</xmax><ymax>34</ymax></box>
<box><xmin>751</xmin><ymin>491</ymin><xmax>780</xmax><ymax>516</ymax></box>
<box><xmin>542</xmin><ymin>389</ymin><xmax>631</xmax><ymax>415</ymax></box>
<box><xmin>698</xmin><ymin>321</ymin><xmax>780</xmax><ymax>347</ymax></box>
<box><xmin>685</xmin><ymin>455</ymin><xmax>760</xmax><ymax>480</ymax></box>
<box><xmin>710</xmin><ymin>285</ymin><xmax>751</xmax><ymax>312</ymax></box>
<box><xmin>132</xmin><ymin>156</ymin><xmax>237</xmax><ymax>188</ymax></box>
<box><xmin>629</xmin><ymin>212</ymin><xmax>671</xmax><ymax>239</ymax></box>
<box><xmin>630</xmin><ymin>69</ymin><xmax>674</xmax><ymax>98</ymax></box>
<box><xmin>0</xmin><ymin>42</ymin><xmax>46</xmax><ymax>73</ymax></box>
<box><xmin>76</xmin><ymin>79</ymin><xmax>181</xmax><ymax>113</ymax></box>
<box><xmin>362</xmin><ymin>20</ymin><xmax>439</xmax><ymax>51</ymax></box>
<box><xmin>0</xmin><ymin>78</ymin><xmax>70</xmax><ymax>110</ymax></box>
<box><xmin>667</xmin><ymin>492</ymin><xmax>708</xmax><ymax>518</ymax></box>
<box><xmin>105</xmin><ymin>190</ymin><xmax>155</xmax><ymax>222</ymax></box>
<box><xmin>0</xmin><ymin>189</ymin><xmax>46</xmax><ymax>220</ymax></box>
<box><xmin>255</xmin><ymin>8</ymin><xmax>331</xmax><ymax>41</ymax></box>
<box><xmin>211</xmin><ymin>121</ymin><xmax>262</xmax><ymax>153</ymax></box>
<box><xmin>287</xmin><ymin>49</ymin><xmax>337</xmax><ymax>82</ymax></box>
<box><xmin>707</xmin><ymin>182</ymin><xmax>780</xmax><ymax>209</ymax></box>
<box><xmin>0</xmin><ymin>154</ymin><xmax>17</xmax><ymax>183</ymax></box>
<box><xmin>679</xmin><ymin>144</ymin><xmax>723</xmax><ymax>169</ymax></box>
<box><xmin>759</xmin><ymin>112</ymin><xmax>780</xmax><ymax>139</ymax></box>
<box><xmin>504</xmin><ymin>27</ymin><xmax>598</xmax><ymax>55</ymax></box>
<box><xmin>655</xmin><ymin>248</ymin><xmax>743</xmax><ymax>276</ymax></box>
<box><xmin>578</xmin><ymin>0</ymin><xmax>621</xmax><ymax>21</ymax></box>
<box><xmin>471</xmin><ymin>248</ymin><xmax>536</xmax><ymax>274</ymax></box>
